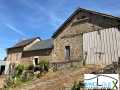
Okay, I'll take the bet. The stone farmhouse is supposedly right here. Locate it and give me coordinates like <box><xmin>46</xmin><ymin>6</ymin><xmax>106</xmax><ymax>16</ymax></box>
<box><xmin>6</xmin><ymin>8</ymin><xmax>120</xmax><ymax>70</ymax></box>
<box><xmin>6</xmin><ymin>37</ymin><xmax>53</xmax><ymax>66</ymax></box>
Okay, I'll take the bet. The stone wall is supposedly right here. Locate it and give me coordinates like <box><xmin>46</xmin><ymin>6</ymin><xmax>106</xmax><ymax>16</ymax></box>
<box><xmin>52</xmin><ymin>10</ymin><xmax>120</xmax><ymax>63</ymax></box>
<box><xmin>52</xmin><ymin>12</ymin><xmax>91</xmax><ymax>62</ymax></box>
<box><xmin>7</xmin><ymin>48</ymin><xmax>52</xmax><ymax>65</ymax></box>
<box><xmin>6</xmin><ymin>48</ymin><xmax>23</xmax><ymax>64</ymax></box>
<box><xmin>20</xmin><ymin>55</ymin><xmax>52</xmax><ymax>65</ymax></box>
<box><xmin>21</xmin><ymin>49</ymin><xmax>52</xmax><ymax>65</ymax></box>
<box><xmin>52</xmin><ymin>33</ymin><xmax>83</xmax><ymax>62</ymax></box>
<box><xmin>50</xmin><ymin>60</ymin><xmax>83</xmax><ymax>71</ymax></box>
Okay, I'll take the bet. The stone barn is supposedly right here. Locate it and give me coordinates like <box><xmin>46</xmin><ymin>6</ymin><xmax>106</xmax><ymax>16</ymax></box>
<box><xmin>6</xmin><ymin>8</ymin><xmax>120</xmax><ymax>66</ymax></box>
<box><xmin>52</xmin><ymin>8</ymin><xmax>120</xmax><ymax>65</ymax></box>
<box><xmin>6</xmin><ymin>37</ymin><xmax>53</xmax><ymax>66</ymax></box>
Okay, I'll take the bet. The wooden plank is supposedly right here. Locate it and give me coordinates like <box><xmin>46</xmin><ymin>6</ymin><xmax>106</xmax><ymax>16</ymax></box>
<box><xmin>83</xmin><ymin>27</ymin><xmax>120</xmax><ymax>65</ymax></box>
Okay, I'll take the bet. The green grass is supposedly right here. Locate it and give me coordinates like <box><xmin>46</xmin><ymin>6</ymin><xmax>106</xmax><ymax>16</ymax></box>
<box><xmin>3</xmin><ymin>77</ymin><xmax>36</xmax><ymax>90</ymax></box>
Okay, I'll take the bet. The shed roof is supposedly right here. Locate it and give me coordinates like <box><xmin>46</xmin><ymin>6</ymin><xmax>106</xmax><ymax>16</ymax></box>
<box><xmin>24</xmin><ymin>39</ymin><xmax>53</xmax><ymax>51</ymax></box>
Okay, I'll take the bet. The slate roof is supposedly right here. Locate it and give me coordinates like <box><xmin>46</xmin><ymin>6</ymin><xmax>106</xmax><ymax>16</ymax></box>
<box><xmin>8</xmin><ymin>37</ymin><xmax>41</xmax><ymax>49</ymax></box>
<box><xmin>24</xmin><ymin>39</ymin><xmax>53</xmax><ymax>51</ymax></box>
<box><xmin>52</xmin><ymin>8</ymin><xmax>120</xmax><ymax>38</ymax></box>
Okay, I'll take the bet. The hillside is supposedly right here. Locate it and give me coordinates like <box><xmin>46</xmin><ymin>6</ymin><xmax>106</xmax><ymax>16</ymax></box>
<box><xmin>10</xmin><ymin>65</ymin><xmax>102</xmax><ymax>90</ymax></box>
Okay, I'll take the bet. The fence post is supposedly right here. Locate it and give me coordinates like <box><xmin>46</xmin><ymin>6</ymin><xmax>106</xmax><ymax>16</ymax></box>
<box><xmin>118</xmin><ymin>57</ymin><xmax>120</xmax><ymax>66</ymax></box>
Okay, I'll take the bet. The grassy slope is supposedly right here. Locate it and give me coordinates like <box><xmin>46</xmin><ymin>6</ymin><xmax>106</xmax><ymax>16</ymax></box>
<box><xmin>8</xmin><ymin>65</ymin><xmax>102</xmax><ymax>90</ymax></box>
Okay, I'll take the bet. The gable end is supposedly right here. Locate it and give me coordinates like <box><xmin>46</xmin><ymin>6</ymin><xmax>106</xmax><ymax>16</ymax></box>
<box><xmin>52</xmin><ymin>8</ymin><xmax>120</xmax><ymax>38</ymax></box>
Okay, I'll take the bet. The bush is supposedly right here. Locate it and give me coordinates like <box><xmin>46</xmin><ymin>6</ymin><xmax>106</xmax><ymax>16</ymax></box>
<box><xmin>71</xmin><ymin>81</ymin><xmax>84</xmax><ymax>90</ymax></box>
<box><xmin>4</xmin><ymin>64</ymin><xmax>35</xmax><ymax>89</ymax></box>
<box><xmin>39</xmin><ymin>60</ymin><xmax>49</xmax><ymax>72</ymax></box>
<box><xmin>20</xmin><ymin>70</ymin><xmax>34</xmax><ymax>82</ymax></box>
<box><xmin>15</xmin><ymin>64</ymin><xmax>24</xmax><ymax>77</ymax></box>
<box><xmin>4</xmin><ymin>77</ymin><xmax>15</xmax><ymax>88</ymax></box>
<box><xmin>25</xmin><ymin>64</ymin><xmax>34</xmax><ymax>71</ymax></box>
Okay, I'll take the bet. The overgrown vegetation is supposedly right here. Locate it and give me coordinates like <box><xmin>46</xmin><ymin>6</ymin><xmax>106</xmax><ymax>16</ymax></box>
<box><xmin>15</xmin><ymin>64</ymin><xmax>24</xmax><ymax>77</ymax></box>
<box><xmin>71</xmin><ymin>81</ymin><xmax>84</xmax><ymax>90</ymax></box>
<box><xmin>38</xmin><ymin>60</ymin><xmax>49</xmax><ymax>72</ymax></box>
<box><xmin>4</xmin><ymin>60</ymin><xmax>50</xmax><ymax>89</ymax></box>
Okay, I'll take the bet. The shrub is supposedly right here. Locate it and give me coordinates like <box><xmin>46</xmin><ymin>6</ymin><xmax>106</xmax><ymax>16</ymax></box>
<box><xmin>25</xmin><ymin>64</ymin><xmax>34</xmax><ymax>71</ymax></box>
<box><xmin>4</xmin><ymin>64</ymin><xmax>35</xmax><ymax>89</ymax></box>
<box><xmin>15</xmin><ymin>64</ymin><xmax>24</xmax><ymax>77</ymax></box>
<box><xmin>71</xmin><ymin>81</ymin><xmax>84</xmax><ymax>90</ymax></box>
<box><xmin>4</xmin><ymin>77</ymin><xmax>15</xmax><ymax>88</ymax></box>
<box><xmin>39</xmin><ymin>60</ymin><xmax>49</xmax><ymax>72</ymax></box>
<box><xmin>20</xmin><ymin>70</ymin><xmax>34</xmax><ymax>82</ymax></box>
<box><xmin>71</xmin><ymin>82</ymin><xmax>78</xmax><ymax>90</ymax></box>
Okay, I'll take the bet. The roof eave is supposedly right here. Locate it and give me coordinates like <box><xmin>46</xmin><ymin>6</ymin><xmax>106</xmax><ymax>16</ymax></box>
<box><xmin>7</xmin><ymin>37</ymin><xmax>41</xmax><ymax>51</ymax></box>
<box><xmin>23</xmin><ymin>47</ymin><xmax>53</xmax><ymax>52</ymax></box>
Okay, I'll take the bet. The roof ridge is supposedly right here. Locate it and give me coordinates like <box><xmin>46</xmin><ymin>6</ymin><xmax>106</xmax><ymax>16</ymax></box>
<box><xmin>78</xmin><ymin>7</ymin><xmax>120</xmax><ymax>19</ymax></box>
<box><xmin>7</xmin><ymin>37</ymin><xmax>41</xmax><ymax>50</ymax></box>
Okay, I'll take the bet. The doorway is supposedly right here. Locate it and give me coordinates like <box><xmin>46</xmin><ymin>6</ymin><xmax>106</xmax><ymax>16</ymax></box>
<box><xmin>0</xmin><ymin>65</ymin><xmax>5</xmax><ymax>75</ymax></box>
<box><xmin>34</xmin><ymin>58</ymin><xmax>39</xmax><ymax>65</ymax></box>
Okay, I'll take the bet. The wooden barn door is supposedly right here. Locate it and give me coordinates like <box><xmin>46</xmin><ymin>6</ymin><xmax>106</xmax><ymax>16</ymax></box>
<box><xmin>83</xmin><ymin>28</ymin><xmax>120</xmax><ymax>65</ymax></box>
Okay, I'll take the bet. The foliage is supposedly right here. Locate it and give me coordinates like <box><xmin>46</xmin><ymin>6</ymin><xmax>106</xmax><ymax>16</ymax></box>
<box><xmin>4</xmin><ymin>64</ymin><xmax>35</xmax><ymax>89</ymax></box>
<box><xmin>4</xmin><ymin>62</ymin><xmax>50</xmax><ymax>89</ymax></box>
<box><xmin>20</xmin><ymin>70</ymin><xmax>34</xmax><ymax>82</ymax></box>
<box><xmin>25</xmin><ymin>64</ymin><xmax>34</xmax><ymax>71</ymax></box>
<box><xmin>38</xmin><ymin>60</ymin><xmax>49</xmax><ymax>72</ymax></box>
<box><xmin>4</xmin><ymin>77</ymin><xmax>15</xmax><ymax>88</ymax></box>
<box><xmin>32</xmin><ymin>60</ymin><xmax>50</xmax><ymax>79</ymax></box>
<box><xmin>15</xmin><ymin>64</ymin><xmax>24</xmax><ymax>77</ymax></box>
<box><xmin>71</xmin><ymin>81</ymin><xmax>84</xmax><ymax>90</ymax></box>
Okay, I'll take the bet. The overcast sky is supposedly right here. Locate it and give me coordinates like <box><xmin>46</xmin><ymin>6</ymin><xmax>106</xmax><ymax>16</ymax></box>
<box><xmin>0</xmin><ymin>0</ymin><xmax>120</xmax><ymax>60</ymax></box>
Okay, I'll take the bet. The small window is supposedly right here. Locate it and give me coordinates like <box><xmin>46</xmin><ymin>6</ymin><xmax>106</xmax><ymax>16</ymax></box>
<box><xmin>65</xmin><ymin>46</ymin><xmax>70</xmax><ymax>60</ymax></box>
<box><xmin>34</xmin><ymin>58</ymin><xmax>39</xmax><ymax>65</ymax></box>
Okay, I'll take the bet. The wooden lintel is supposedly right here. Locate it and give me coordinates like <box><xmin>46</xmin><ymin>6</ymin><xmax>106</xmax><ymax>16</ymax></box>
<box><xmin>61</xmin><ymin>33</ymin><xmax>83</xmax><ymax>39</ymax></box>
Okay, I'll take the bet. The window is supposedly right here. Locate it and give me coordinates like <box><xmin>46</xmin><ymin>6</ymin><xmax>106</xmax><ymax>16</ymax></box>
<box><xmin>65</xmin><ymin>46</ymin><xmax>70</xmax><ymax>60</ymax></box>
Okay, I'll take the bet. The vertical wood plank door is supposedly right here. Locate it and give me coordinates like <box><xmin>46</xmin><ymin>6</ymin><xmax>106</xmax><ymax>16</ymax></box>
<box><xmin>83</xmin><ymin>28</ymin><xmax>120</xmax><ymax>65</ymax></box>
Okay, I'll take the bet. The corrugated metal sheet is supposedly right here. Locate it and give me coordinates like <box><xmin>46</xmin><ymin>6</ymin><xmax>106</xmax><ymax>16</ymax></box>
<box><xmin>83</xmin><ymin>27</ymin><xmax>120</xmax><ymax>65</ymax></box>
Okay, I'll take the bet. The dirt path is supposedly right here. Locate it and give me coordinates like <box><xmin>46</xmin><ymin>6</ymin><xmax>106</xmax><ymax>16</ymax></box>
<box><xmin>11</xmin><ymin>66</ymin><xmax>101</xmax><ymax>90</ymax></box>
